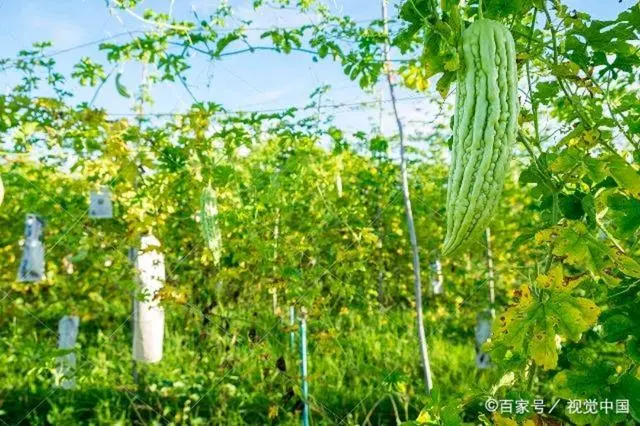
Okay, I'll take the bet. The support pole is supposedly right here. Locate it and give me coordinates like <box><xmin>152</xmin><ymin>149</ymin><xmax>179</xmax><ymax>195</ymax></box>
<box><xmin>289</xmin><ymin>306</ymin><xmax>295</xmax><ymax>351</ymax></box>
<box><xmin>299</xmin><ymin>308</ymin><xmax>309</xmax><ymax>426</ymax></box>
<box><xmin>129</xmin><ymin>247</ymin><xmax>139</xmax><ymax>385</ymax></box>
<box><xmin>381</xmin><ymin>0</ymin><xmax>433</xmax><ymax>393</ymax></box>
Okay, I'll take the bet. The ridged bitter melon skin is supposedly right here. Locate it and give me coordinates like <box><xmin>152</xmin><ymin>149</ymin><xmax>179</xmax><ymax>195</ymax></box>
<box><xmin>443</xmin><ymin>19</ymin><xmax>518</xmax><ymax>255</ymax></box>
<box><xmin>200</xmin><ymin>185</ymin><xmax>222</xmax><ymax>265</ymax></box>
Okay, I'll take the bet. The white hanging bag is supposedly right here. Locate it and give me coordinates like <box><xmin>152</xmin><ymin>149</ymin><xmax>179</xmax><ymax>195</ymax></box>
<box><xmin>430</xmin><ymin>259</ymin><xmax>443</xmax><ymax>295</ymax></box>
<box><xmin>17</xmin><ymin>214</ymin><xmax>45</xmax><ymax>282</ymax></box>
<box><xmin>475</xmin><ymin>311</ymin><xmax>492</xmax><ymax>369</ymax></box>
<box><xmin>89</xmin><ymin>187</ymin><xmax>113</xmax><ymax>219</ymax></box>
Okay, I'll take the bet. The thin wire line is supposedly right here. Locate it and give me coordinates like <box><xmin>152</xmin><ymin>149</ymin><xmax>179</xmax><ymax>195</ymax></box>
<box><xmin>104</xmin><ymin>95</ymin><xmax>427</xmax><ymax>117</ymax></box>
<box><xmin>3</xmin><ymin>16</ymin><xmax>382</xmax><ymax>62</ymax></box>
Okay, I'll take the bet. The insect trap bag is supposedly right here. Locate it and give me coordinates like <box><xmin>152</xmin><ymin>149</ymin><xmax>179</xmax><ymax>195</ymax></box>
<box><xmin>17</xmin><ymin>214</ymin><xmax>45</xmax><ymax>282</ymax></box>
<box><xmin>57</xmin><ymin>315</ymin><xmax>79</xmax><ymax>389</ymax></box>
<box><xmin>430</xmin><ymin>259</ymin><xmax>443</xmax><ymax>295</ymax></box>
<box><xmin>475</xmin><ymin>311</ymin><xmax>492</xmax><ymax>369</ymax></box>
<box><xmin>89</xmin><ymin>187</ymin><xmax>113</xmax><ymax>219</ymax></box>
<box><xmin>132</xmin><ymin>234</ymin><xmax>165</xmax><ymax>363</ymax></box>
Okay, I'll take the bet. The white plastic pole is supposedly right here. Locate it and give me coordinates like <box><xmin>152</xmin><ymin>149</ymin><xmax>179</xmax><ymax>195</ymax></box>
<box><xmin>299</xmin><ymin>308</ymin><xmax>309</xmax><ymax>426</ymax></box>
<box><xmin>132</xmin><ymin>234</ymin><xmax>165</xmax><ymax>363</ymax></box>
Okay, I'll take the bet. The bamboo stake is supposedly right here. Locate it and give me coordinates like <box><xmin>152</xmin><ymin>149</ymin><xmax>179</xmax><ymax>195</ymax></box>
<box><xmin>376</xmin><ymin>85</ymin><xmax>385</xmax><ymax>305</ymax></box>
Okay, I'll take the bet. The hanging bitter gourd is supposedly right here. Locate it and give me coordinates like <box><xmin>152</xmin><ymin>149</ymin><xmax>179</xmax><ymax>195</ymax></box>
<box><xmin>442</xmin><ymin>19</ymin><xmax>518</xmax><ymax>255</ymax></box>
<box><xmin>200</xmin><ymin>185</ymin><xmax>222</xmax><ymax>265</ymax></box>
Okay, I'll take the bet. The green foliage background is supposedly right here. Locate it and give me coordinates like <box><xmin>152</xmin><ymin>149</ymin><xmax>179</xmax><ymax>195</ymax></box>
<box><xmin>0</xmin><ymin>0</ymin><xmax>639</xmax><ymax>425</ymax></box>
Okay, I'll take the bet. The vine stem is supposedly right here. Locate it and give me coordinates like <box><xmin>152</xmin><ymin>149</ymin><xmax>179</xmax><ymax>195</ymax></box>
<box><xmin>381</xmin><ymin>0</ymin><xmax>433</xmax><ymax>394</ymax></box>
<box><xmin>89</xmin><ymin>66</ymin><xmax>118</xmax><ymax>107</ymax></box>
<box><xmin>376</xmin><ymin>87</ymin><xmax>385</xmax><ymax>305</ymax></box>
<box><xmin>478</xmin><ymin>0</ymin><xmax>484</xmax><ymax>19</ymax></box>
<box><xmin>528</xmin><ymin>189</ymin><xmax>560</xmax><ymax>391</ymax></box>
<box><xmin>541</xmin><ymin>2</ymin><xmax>618</xmax><ymax>156</ymax></box>
<box><xmin>600</xmin><ymin>73</ymin><xmax>638</xmax><ymax>150</ymax></box>
<box><xmin>595</xmin><ymin>203</ymin><xmax>627</xmax><ymax>253</ymax></box>
<box><xmin>543</xmin><ymin>192</ymin><xmax>559</xmax><ymax>274</ymax></box>
<box><xmin>362</xmin><ymin>395</ymin><xmax>386</xmax><ymax>426</ymax></box>
<box><xmin>525</xmin><ymin>8</ymin><xmax>540</xmax><ymax>143</ymax></box>
<box><xmin>526</xmin><ymin>362</ymin><xmax>537</xmax><ymax>391</ymax></box>
<box><xmin>123</xmin><ymin>7</ymin><xmax>192</xmax><ymax>32</ymax></box>
<box><xmin>518</xmin><ymin>130</ymin><xmax>556</xmax><ymax>193</ymax></box>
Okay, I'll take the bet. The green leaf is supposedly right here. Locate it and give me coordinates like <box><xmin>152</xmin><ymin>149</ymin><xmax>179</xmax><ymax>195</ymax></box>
<box><xmin>601</xmin><ymin>314</ymin><xmax>635</xmax><ymax>342</ymax></box>
<box><xmin>614</xmin><ymin>374</ymin><xmax>640</xmax><ymax>421</ymax></box>
<box><xmin>435</xmin><ymin>71</ymin><xmax>455</xmax><ymax>97</ymax></box>
<box><xmin>581</xmin><ymin>193</ymin><xmax>596</xmax><ymax>226</ymax></box>
<box><xmin>216</xmin><ymin>33</ymin><xmax>241</xmax><ymax>55</ymax></box>
<box><xmin>607</xmin><ymin>194</ymin><xmax>640</xmax><ymax>237</ymax></box>
<box><xmin>534</xmin><ymin>81</ymin><xmax>560</xmax><ymax>104</ymax></box>
<box><xmin>627</xmin><ymin>338</ymin><xmax>640</xmax><ymax>362</ymax></box>
<box><xmin>559</xmin><ymin>193</ymin><xmax>584</xmax><ymax>220</ymax></box>
<box><xmin>605</xmin><ymin>155</ymin><xmax>640</xmax><ymax>198</ymax></box>
<box><xmin>554</xmin><ymin>354</ymin><xmax>640</xmax><ymax>424</ymax></box>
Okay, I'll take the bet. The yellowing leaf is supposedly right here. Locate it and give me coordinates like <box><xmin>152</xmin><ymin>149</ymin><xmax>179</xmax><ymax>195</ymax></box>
<box><xmin>492</xmin><ymin>412</ymin><xmax>518</xmax><ymax>426</ymax></box>
<box><xmin>416</xmin><ymin>410</ymin><xmax>434</xmax><ymax>424</ymax></box>
<box><xmin>268</xmin><ymin>405</ymin><xmax>278</xmax><ymax>419</ymax></box>
<box><xmin>489</xmin><ymin>266</ymin><xmax>600</xmax><ymax>370</ymax></box>
<box><xmin>536</xmin><ymin>264</ymin><xmax>587</xmax><ymax>292</ymax></box>
<box><xmin>609</xmin><ymin>248</ymin><xmax>640</xmax><ymax>278</ymax></box>
<box><xmin>552</xmin><ymin>222</ymin><xmax>606</xmax><ymax>273</ymax></box>
<box><xmin>529</xmin><ymin>318</ymin><xmax>558</xmax><ymax>369</ymax></box>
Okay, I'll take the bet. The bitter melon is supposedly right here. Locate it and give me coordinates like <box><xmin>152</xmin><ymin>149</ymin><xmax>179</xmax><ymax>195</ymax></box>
<box><xmin>443</xmin><ymin>19</ymin><xmax>518</xmax><ymax>255</ymax></box>
<box><xmin>200</xmin><ymin>185</ymin><xmax>222</xmax><ymax>265</ymax></box>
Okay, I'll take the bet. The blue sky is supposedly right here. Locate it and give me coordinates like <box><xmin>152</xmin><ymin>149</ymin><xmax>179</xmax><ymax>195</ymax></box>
<box><xmin>0</xmin><ymin>0</ymin><xmax>636</xmax><ymax>135</ymax></box>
